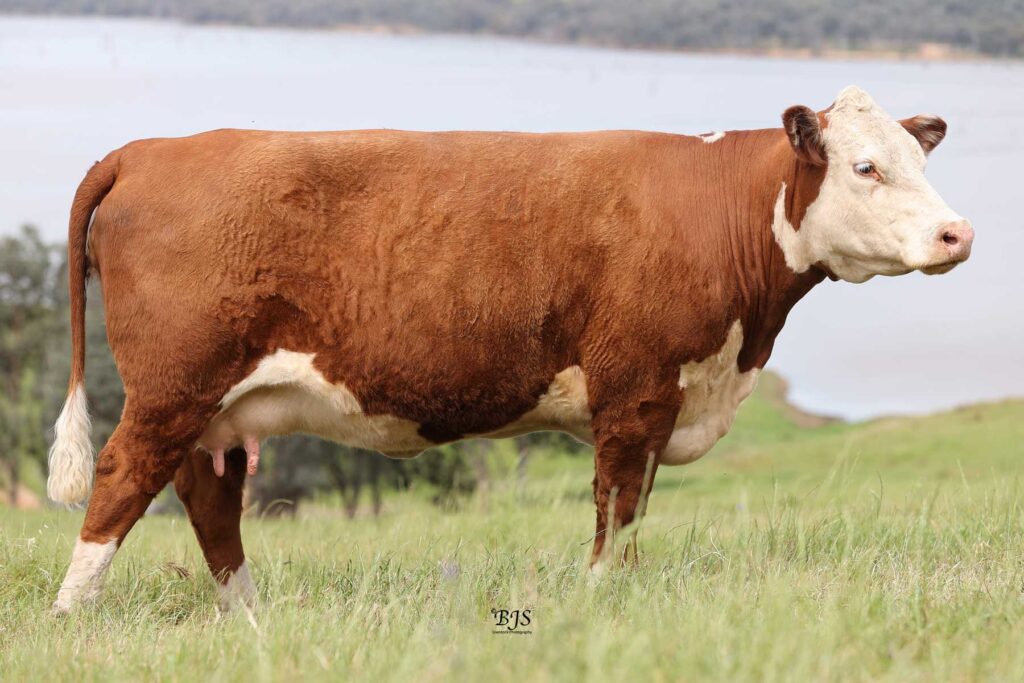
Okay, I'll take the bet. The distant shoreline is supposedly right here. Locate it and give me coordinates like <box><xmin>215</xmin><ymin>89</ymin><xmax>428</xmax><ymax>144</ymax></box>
<box><xmin>327</xmin><ymin>22</ymin><xmax>998</xmax><ymax>63</ymax></box>
<box><xmin>0</xmin><ymin>12</ymin><xmax>1012</xmax><ymax>64</ymax></box>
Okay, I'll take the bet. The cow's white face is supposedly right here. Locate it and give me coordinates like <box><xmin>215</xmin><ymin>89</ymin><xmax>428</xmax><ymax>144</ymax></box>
<box><xmin>776</xmin><ymin>86</ymin><xmax>973</xmax><ymax>283</ymax></box>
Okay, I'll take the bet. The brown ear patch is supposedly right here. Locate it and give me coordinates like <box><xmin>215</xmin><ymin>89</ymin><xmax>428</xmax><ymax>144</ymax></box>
<box><xmin>782</xmin><ymin>105</ymin><xmax>827</xmax><ymax>166</ymax></box>
<box><xmin>901</xmin><ymin>115</ymin><xmax>947</xmax><ymax>154</ymax></box>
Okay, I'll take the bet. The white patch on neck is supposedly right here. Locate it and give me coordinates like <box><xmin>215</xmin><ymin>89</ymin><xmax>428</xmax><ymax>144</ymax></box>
<box><xmin>662</xmin><ymin>321</ymin><xmax>758</xmax><ymax>465</ymax></box>
<box><xmin>217</xmin><ymin>560</ymin><xmax>257</xmax><ymax>612</ymax></box>
<box><xmin>52</xmin><ymin>537</ymin><xmax>118</xmax><ymax>614</ymax></box>
<box><xmin>698</xmin><ymin>131</ymin><xmax>725</xmax><ymax>144</ymax></box>
<box><xmin>770</xmin><ymin>182</ymin><xmax>815</xmax><ymax>274</ymax></box>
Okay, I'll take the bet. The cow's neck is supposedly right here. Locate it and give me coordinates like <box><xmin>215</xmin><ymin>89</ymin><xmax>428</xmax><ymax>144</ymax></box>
<box><xmin>735</xmin><ymin>257</ymin><xmax>824</xmax><ymax>372</ymax></box>
<box><xmin>710</xmin><ymin>129</ymin><xmax>828</xmax><ymax>371</ymax></box>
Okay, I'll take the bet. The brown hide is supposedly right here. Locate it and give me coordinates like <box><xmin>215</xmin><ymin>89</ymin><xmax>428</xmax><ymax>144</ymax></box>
<box><xmin>72</xmin><ymin>126</ymin><xmax>826</xmax><ymax>565</ymax></box>
<box><xmin>93</xmin><ymin>128</ymin><xmax>822</xmax><ymax>434</ymax></box>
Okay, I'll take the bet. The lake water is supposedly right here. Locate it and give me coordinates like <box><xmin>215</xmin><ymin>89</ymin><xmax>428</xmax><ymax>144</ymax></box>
<box><xmin>2</xmin><ymin>16</ymin><xmax>1022</xmax><ymax>420</ymax></box>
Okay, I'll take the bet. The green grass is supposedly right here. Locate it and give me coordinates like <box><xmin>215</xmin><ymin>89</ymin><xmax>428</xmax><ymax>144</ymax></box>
<box><xmin>2</xmin><ymin>380</ymin><xmax>1024</xmax><ymax>682</ymax></box>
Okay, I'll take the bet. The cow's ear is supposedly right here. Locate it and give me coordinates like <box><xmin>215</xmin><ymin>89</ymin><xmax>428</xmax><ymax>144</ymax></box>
<box><xmin>782</xmin><ymin>105</ymin><xmax>827</xmax><ymax>166</ymax></box>
<box><xmin>901</xmin><ymin>115</ymin><xmax>947</xmax><ymax>155</ymax></box>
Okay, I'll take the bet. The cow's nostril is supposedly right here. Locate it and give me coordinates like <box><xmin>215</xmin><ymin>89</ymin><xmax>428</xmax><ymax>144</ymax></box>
<box><xmin>942</xmin><ymin>232</ymin><xmax>959</xmax><ymax>246</ymax></box>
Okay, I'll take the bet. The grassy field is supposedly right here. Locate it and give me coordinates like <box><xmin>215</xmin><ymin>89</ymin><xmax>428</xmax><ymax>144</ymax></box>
<box><xmin>2</xmin><ymin>377</ymin><xmax>1024</xmax><ymax>682</ymax></box>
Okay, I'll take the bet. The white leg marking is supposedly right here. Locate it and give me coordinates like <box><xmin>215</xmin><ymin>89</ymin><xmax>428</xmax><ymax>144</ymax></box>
<box><xmin>52</xmin><ymin>537</ymin><xmax>117</xmax><ymax>614</ymax></box>
<box><xmin>587</xmin><ymin>558</ymin><xmax>609</xmax><ymax>588</ymax></box>
<box><xmin>216</xmin><ymin>560</ymin><xmax>257</xmax><ymax>612</ymax></box>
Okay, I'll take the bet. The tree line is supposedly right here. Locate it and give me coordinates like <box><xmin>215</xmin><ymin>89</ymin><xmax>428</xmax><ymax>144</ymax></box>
<box><xmin>0</xmin><ymin>226</ymin><xmax>585</xmax><ymax>512</ymax></box>
<box><xmin>2</xmin><ymin>0</ymin><xmax>1023</xmax><ymax>57</ymax></box>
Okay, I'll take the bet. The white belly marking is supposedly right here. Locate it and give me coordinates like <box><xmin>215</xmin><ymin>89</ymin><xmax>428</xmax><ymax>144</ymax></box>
<box><xmin>200</xmin><ymin>333</ymin><xmax>751</xmax><ymax>467</ymax></box>
<box><xmin>662</xmin><ymin>320</ymin><xmax>758</xmax><ymax>465</ymax></box>
<box><xmin>479</xmin><ymin>365</ymin><xmax>593</xmax><ymax>444</ymax></box>
<box><xmin>199</xmin><ymin>350</ymin><xmax>432</xmax><ymax>458</ymax></box>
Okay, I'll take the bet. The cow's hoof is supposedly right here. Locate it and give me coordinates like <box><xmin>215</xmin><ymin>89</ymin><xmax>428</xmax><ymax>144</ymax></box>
<box><xmin>50</xmin><ymin>600</ymin><xmax>75</xmax><ymax>617</ymax></box>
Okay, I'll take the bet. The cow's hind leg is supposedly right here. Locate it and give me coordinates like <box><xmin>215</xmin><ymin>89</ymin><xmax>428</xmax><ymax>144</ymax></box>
<box><xmin>174</xmin><ymin>447</ymin><xmax>255</xmax><ymax>611</ymax></box>
<box><xmin>53</xmin><ymin>420</ymin><xmax>185</xmax><ymax>614</ymax></box>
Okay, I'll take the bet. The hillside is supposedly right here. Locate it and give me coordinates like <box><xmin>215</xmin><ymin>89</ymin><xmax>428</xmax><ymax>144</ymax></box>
<box><xmin>667</xmin><ymin>370</ymin><xmax>1024</xmax><ymax>511</ymax></box>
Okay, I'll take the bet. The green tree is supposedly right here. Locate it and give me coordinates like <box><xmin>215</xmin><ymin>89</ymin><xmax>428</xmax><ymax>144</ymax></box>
<box><xmin>0</xmin><ymin>225</ymin><xmax>58</xmax><ymax>505</ymax></box>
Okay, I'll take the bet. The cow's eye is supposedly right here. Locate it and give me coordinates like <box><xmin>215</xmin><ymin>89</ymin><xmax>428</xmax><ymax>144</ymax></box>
<box><xmin>854</xmin><ymin>161</ymin><xmax>879</xmax><ymax>180</ymax></box>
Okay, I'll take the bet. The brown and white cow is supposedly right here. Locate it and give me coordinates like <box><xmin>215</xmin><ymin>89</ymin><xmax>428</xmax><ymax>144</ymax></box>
<box><xmin>47</xmin><ymin>86</ymin><xmax>972</xmax><ymax>613</ymax></box>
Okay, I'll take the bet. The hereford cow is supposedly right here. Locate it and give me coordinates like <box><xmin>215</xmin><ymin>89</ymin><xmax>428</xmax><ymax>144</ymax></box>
<box><xmin>47</xmin><ymin>86</ymin><xmax>972</xmax><ymax>613</ymax></box>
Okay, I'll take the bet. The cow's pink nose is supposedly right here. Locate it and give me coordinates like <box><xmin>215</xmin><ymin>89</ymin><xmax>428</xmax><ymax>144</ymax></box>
<box><xmin>939</xmin><ymin>220</ymin><xmax>974</xmax><ymax>260</ymax></box>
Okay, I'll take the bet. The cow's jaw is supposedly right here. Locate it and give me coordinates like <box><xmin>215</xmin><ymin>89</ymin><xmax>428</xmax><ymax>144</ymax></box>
<box><xmin>778</xmin><ymin>87</ymin><xmax>971</xmax><ymax>283</ymax></box>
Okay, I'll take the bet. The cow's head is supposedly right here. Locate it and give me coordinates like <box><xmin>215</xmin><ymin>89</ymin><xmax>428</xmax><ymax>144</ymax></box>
<box><xmin>775</xmin><ymin>86</ymin><xmax>972</xmax><ymax>283</ymax></box>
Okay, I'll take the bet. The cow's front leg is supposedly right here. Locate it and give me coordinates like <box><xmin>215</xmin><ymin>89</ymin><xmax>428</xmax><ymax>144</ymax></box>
<box><xmin>174</xmin><ymin>447</ymin><xmax>255</xmax><ymax>612</ymax></box>
<box><xmin>589</xmin><ymin>388</ymin><xmax>680</xmax><ymax>568</ymax></box>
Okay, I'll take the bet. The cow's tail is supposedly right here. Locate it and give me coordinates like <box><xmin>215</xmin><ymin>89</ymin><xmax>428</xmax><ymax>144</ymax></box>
<box><xmin>47</xmin><ymin>152</ymin><xmax>119</xmax><ymax>505</ymax></box>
